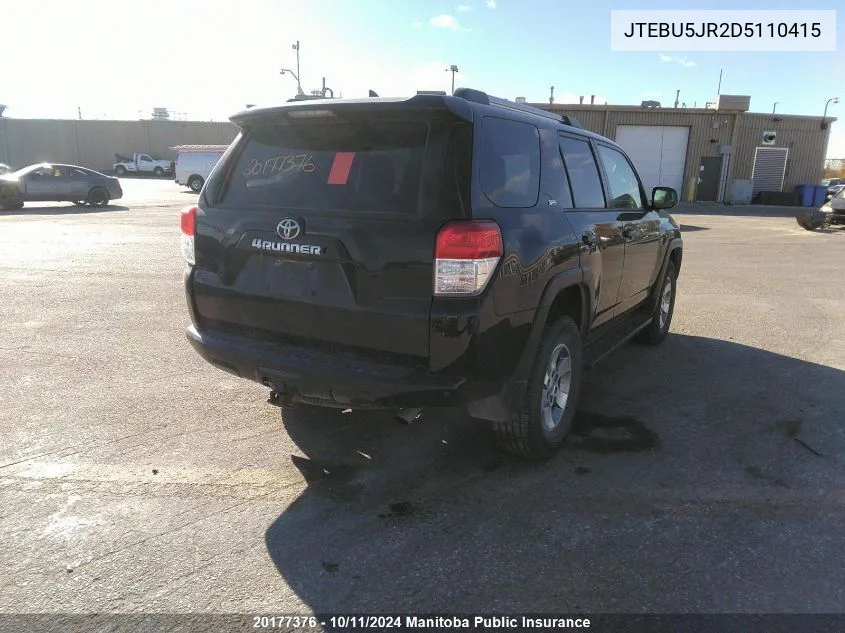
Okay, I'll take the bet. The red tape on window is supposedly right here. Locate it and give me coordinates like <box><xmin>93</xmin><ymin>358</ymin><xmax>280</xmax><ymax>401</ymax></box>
<box><xmin>327</xmin><ymin>152</ymin><xmax>355</xmax><ymax>185</ymax></box>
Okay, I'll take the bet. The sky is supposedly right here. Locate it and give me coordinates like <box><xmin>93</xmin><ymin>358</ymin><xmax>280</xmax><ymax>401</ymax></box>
<box><xmin>3</xmin><ymin>0</ymin><xmax>844</xmax><ymax>156</ymax></box>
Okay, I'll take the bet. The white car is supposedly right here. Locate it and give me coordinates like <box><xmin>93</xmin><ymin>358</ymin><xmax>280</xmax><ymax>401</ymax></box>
<box><xmin>172</xmin><ymin>145</ymin><xmax>228</xmax><ymax>192</ymax></box>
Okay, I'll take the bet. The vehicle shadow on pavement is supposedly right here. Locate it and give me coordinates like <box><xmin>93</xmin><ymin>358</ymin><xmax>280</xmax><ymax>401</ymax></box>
<box><xmin>810</xmin><ymin>226</ymin><xmax>845</xmax><ymax>235</ymax></box>
<box><xmin>0</xmin><ymin>204</ymin><xmax>130</xmax><ymax>215</ymax></box>
<box><xmin>264</xmin><ymin>334</ymin><xmax>845</xmax><ymax>612</ymax></box>
<box><xmin>674</xmin><ymin>204</ymin><xmax>801</xmax><ymax>218</ymax></box>
<box><xmin>111</xmin><ymin>174</ymin><xmax>174</xmax><ymax>180</ymax></box>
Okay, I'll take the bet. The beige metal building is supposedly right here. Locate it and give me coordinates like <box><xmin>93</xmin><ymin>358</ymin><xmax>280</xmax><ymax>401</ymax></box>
<box><xmin>536</xmin><ymin>97</ymin><xmax>836</xmax><ymax>203</ymax></box>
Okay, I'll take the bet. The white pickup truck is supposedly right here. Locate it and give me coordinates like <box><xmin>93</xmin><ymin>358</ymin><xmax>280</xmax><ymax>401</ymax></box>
<box><xmin>113</xmin><ymin>153</ymin><xmax>174</xmax><ymax>177</ymax></box>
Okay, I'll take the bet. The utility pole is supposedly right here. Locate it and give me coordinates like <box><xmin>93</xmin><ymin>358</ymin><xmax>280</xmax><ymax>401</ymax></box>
<box><xmin>674</xmin><ymin>90</ymin><xmax>680</xmax><ymax>108</ymax></box>
<box><xmin>549</xmin><ymin>85</ymin><xmax>555</xmax><ymax>105</ymax></box>
<box><xmin>717</xmin><ymin>69</ymin><xmax>723</xmax><ymax>95</ymax></box>
<box><xmin>291</xmin><ymin>41</ymin><xmax>304</xmax><ymax>95</ymax></box>
<box><xmin>446</xmin><ymin>65</ymin><xmax>459</xmax><ymax>94</ymax></box>
<box><xmin>77</xmin><ymin>106</ymin><xmax>82</xmax><ymax>120</ymax></box>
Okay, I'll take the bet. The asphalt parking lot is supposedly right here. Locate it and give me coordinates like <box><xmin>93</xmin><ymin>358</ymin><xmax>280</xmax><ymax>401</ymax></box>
<box><xmin>1</xmin><ymin>179</ymin><xmax>844</xmax><ymax>615</ymax></box>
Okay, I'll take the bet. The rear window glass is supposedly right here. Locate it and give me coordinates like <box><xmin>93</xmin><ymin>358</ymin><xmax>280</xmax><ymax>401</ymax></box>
<box><xmin>479</xmin><ymin>117</ymin><xmax>541</xmax><ymax>208</ymax></box>
<box><xmin>218</xmin><ymin>119</ymin><xmax>428</xmax><ymax>212</ymax></box>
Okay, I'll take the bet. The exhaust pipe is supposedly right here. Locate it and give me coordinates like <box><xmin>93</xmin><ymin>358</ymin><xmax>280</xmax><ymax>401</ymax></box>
<box><xmin>267</xmin><ymin>388</ymin><xmax>295</xmax><ymax>407</ymax></box>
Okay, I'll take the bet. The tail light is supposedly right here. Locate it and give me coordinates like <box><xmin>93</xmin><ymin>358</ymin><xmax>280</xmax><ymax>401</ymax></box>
<box><xmin>434</xmin><ymin>221</ymin><xmax>502</xmax><ymax>295</ymax></box>
<box><xmin>180</xmin><ymin>206</ymin><xmax>197</xmax><ymax>265</ymax></box>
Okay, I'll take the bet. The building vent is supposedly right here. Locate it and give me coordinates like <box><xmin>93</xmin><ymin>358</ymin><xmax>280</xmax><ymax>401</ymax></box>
<box><xmin>716</xmin><ymin>95</ymin><xmax>751</xmax><ymax>111</ymax></box>
<box><xmin>515</xmin><ymin>97</ymin><xmax>526</xmax><ymax>104</ymax></box>
<box><xmin>751</xmin><ymin>147</ymin><xmax>788</xmax><ymax>193</ymax></box>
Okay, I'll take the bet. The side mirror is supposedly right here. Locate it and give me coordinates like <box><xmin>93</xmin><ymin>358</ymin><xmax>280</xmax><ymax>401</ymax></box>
<box><xmin>652</xmin><ymin>186</ymin><xmax>678</xmax><ymax>210</ymax></box>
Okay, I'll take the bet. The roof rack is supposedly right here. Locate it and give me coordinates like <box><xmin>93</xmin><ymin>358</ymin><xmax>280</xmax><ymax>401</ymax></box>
<box><xmin>452</xmin><ymin>87</ymin><xmax>583</xmax><ymax>128</ymax></box>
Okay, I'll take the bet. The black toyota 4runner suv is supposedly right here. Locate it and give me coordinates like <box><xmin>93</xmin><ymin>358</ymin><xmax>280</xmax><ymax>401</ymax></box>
<box><xmin>181</xmin><ymin>88</ymin><xmax>682</xmax><ymax>461</ymax></box>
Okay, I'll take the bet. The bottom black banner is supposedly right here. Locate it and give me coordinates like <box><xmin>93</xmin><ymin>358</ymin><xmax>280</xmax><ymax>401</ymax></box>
<box><xmin>1</xmin><ymin>614</ymin><xmax>844</xmax><ymax>633</ymax></box>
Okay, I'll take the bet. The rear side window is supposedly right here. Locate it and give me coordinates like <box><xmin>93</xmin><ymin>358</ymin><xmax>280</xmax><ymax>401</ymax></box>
<box><xmin>479</xmin><ymin>117</ymin><xmax>540</xmax><ymax>208</ymax></box>
<box><xmin>218</xmin><ymin>120</ymin><xmax>428</xmax><ymax>213</ymax></box>
<box><xmin>559</xmin><ymin>136</ymin><xmax>605</xmax><ymax>209</ymax></box>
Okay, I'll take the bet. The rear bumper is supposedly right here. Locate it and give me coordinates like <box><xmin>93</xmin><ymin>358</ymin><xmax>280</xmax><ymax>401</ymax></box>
<box><xmin>186</xmin><ymin>325</ymin><xmax>500</xmax><ymax>408</ymax></box>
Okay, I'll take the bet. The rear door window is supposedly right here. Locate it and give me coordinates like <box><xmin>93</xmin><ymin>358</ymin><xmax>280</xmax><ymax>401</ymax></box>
<box><xmin>218</xmin><ymin>119</ymin><xmax>428</xmax><ymax>213</ymax></box>
<box><xmin>479</xmin><ymin>117</ymin><xmax>541</xmax><ymax>208</ymax></box>
<box><xmin>559</xmin><ymin>136</ymin><xmax>606</xmax><ymax>209</ymax></box>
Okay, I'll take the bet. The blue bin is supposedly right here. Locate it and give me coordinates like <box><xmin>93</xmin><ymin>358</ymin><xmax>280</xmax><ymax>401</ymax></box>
<box><xmin>795</xmin><ymin>184</ymin><xmax>814</xmax><ymax>207</ymax></box>
<box><xmin>812</xmin><ymin>185</ymin><xmax>828</xmax><ymax>207</ymax></box>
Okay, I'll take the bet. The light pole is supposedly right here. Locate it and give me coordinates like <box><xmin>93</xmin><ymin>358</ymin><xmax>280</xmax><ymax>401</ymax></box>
<box><xmin>280</xmin><ymin>68</ymin><xmax>305</xmax><ymax>96</ymax></box>
<box><xmin>823</xmin><ymin>96</ymin><xmax>840</xmax><ymax>120</ymax></box>
<box><xmin>772</xmin><ymin>102</ymin><xmax>779</xmax><ymax>114</ymax></box>
<box><xmin>445</xmin><ymin>65</ymin><xmax>459</xmax><ymax>94</ymax></box>
<box><xmin>823</xmin><ymin>97</ymin><xmax>840</xmax><ymax>130</ymax></box>
<box><xmin>291</xmin><ymin>41</ymin><xmax>304</xmax><ymax>95</ymax></box>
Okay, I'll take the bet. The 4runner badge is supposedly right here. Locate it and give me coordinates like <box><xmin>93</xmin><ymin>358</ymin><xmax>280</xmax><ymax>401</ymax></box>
<box><xmin>251</xmin><ymin>238</ymin><xmax>322</xmax><ymax>255</ymax></box>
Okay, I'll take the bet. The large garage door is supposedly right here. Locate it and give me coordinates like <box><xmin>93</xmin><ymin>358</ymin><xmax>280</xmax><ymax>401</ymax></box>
<box><xmin>615</xmin><ymin>126</ymin><xmax>690</xmax><ymax>195</ymax></box>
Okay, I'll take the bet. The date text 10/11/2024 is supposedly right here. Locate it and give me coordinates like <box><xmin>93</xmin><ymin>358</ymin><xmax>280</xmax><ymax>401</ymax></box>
<box><xmin>251</xmin><ymin>615</ymin><xmax>592</xmax><ymax>629</ymax></box>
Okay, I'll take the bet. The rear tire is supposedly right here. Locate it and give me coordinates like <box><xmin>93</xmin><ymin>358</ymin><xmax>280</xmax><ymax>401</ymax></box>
<box><xmin>1</xmin><ymin>200</ymin><xmax>24</xmax><ymax>210</ymax></box>
<box><xmin>114</xmin><ymin>165</ymin><xmax>126</xmax><ymax>176</ymax></box>
<box><xmin>795</xmin><ymin>210</ymin><xmax>827</xmax><ymax>231</ymax></box>
<box><xmin>72</xmin><ymin>201</ymin><xmax>86</xmax><ymax>206</ymax></box>
<box><xmin>87</xmin><ymin>188</ymin><xmax>109</xmax><ymax>207</ymax></box>
<box><xmin>635</xmin><ymin>260</ymin><xmax>677</xmax><ymax>346</ymax></box>
<box><xmin>188</xmin><ymin>176</ymin><xmax>204</xmax><ymax>192</ymax></box>
<box><xmin>493</xmin><ymin>316</ymin><xmax>582</xmax><ymax>461</ymax></box>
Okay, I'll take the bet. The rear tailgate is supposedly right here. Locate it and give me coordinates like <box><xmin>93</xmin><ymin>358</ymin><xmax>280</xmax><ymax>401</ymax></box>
<box><xmin>190</xmin><ymin>100</ymin><xmax>472</xmax><ymax>362</ymax></box>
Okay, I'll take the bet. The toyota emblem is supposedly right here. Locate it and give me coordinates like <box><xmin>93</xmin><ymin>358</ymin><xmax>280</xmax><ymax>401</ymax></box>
<box><xmin>276</xmin><ymin>218</ymin><xmax>301</xmax><ymax>240</ymax></box>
